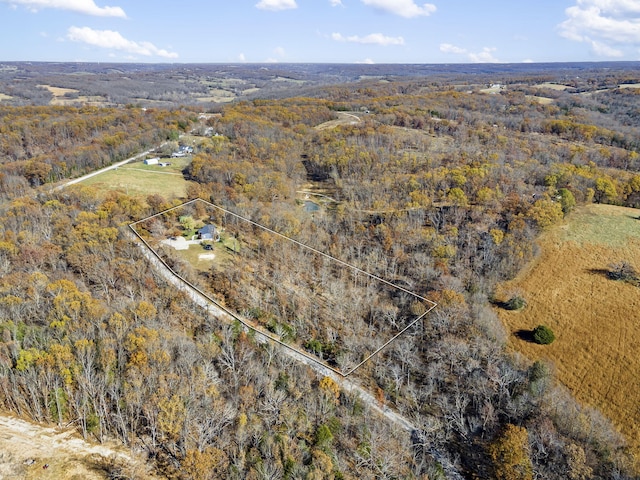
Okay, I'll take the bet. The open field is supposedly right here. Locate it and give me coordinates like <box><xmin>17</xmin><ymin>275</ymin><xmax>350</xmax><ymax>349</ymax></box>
<box><xmin>496</xmin><ymin>204</ymin><xmax>640</xmax><ymax>455</ymax></box>
<box><xmin>173</xmin><ymin>234</ymin><xmax>237</xmax><ymax>272</ymax></box>
<box><xmin>314</xmin><ymin>111</ymin><xmax>361</xmax><ymax>131</ymax></box>
<box><xmin>37</xmin><ymin>84</ymin><xmax>79</xmax><ymax>97</ymax></box>
<box><xmin>36</xmin><ymin>84</ymin><xmax>110</xmax><ymax>106</ymax></box>
<box><xmin>479</xmin><ymin>85</ymin><xmax>504</xmax><ymax>94</ymax></box>
<box><xmin>80</xmin><ymin>157</ymin><xmax>191</xmax><ymax>199</ymax></box>
<box><xmin>534</xmin><ymin>82</ymin><xmax>572</xmax><ymax>90</ymax></box>
<box><xmin>525</xmin><ymin>94</ymin><xmax>554</xmax><ymax>105</ymax></box>
<box><xmin>0</xmin><ymin>93</ymin><xmax>13</xmax><ymax>101</ymax></box>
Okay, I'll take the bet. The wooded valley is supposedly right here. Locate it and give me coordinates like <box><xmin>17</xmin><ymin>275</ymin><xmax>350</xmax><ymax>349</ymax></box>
<box><xmin>0</xmin><ymin>62</ymin><xmax>639</xmax><ymax>479</ymax></box>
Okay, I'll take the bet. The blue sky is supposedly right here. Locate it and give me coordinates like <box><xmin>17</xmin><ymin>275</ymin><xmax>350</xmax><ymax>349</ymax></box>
<box><xmin>0</xmin><ymin>0</ymin><xmax>639</xmax><ymax>63</ymax></box>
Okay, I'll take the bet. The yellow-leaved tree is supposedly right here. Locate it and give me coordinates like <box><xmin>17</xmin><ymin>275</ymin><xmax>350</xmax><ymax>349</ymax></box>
<box><xmin>488</xmin><ymin>424</ymin><xmax>533</xmax><ymax>480</ymax></box>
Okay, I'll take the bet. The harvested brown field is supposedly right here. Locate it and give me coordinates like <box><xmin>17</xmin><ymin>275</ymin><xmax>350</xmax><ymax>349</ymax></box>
<box><xmin>496</xmin><ymin>204</ymin><xmax>640</xmax><ymax>455</ymax></box>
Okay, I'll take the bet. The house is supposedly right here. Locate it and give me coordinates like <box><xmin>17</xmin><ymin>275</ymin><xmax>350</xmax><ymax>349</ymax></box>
<box><xmin>171</xmin><ymin>151</ymin><xmax>186</xmax><ymax>158</ymax></box>
<box><xmin>198</xmin><ymin>224</ymin><xmax>220</xmax><ymax>242</ymax></box>
<box><xmin>144</xmin><ymin>157</ymin><xmax>160</xmax><ymax>165</ymax></box>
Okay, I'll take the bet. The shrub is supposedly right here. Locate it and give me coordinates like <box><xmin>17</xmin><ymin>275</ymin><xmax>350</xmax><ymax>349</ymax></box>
<box><xmin>608</xmin><ymin>261</ymin><xmax>639</xmax><ymax>286</ymax></box>
<box><xmin>532</xmin><ymin>325</ymin><xmax>555</xmax><ymax>345</ymax></box>
<box><xmin>505</xmin><ymin>295</ymin><xmax>527</xmax><ymax>311</ymax></box>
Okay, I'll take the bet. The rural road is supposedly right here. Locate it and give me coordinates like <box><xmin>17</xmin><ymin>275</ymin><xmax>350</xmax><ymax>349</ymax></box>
<box><xmin>7</xmin><ymin>136</ymin><xmax>461</xmax><ymax>478</ymax></box>
<box><xmin>128</xmin><ymin>228</ymin><xmax>462</xmax><ymax>479</ymax></box>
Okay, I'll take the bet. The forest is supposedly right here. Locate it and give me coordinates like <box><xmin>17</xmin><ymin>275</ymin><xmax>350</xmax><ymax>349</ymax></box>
<box><xmin>0</xmin><ymin>63</ymin><xmax>639</xmax><ymax>479</ymax></box>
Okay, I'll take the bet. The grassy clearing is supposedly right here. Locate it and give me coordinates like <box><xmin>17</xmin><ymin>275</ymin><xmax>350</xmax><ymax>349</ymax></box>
<box><xmin>195</xmin><ymin>96</ymin><xmax>235</xmax><ymax>103</ymax></box>
<box><xmin>0</xmin><ymin>93</ymin><xmax>13</xmax><ymax>101</ymax></box>
<box><xmin>525</xmin><ymin>95</ymin><xmax>554</xmax><ymax>105</ymax></box>
<box><xmin>174</xmin><ymin>235</ymin><xmax>238</xmax><ymax>272</ymax></box>
<box><xmin>496</xmin><ymin>204</ymin><xmax>640</xmax><ymax>455</ymax></box>
<box><xmin>81</xmin><ymin>158</ymin><xmax>192</xmax><ymax>199</ymax></box>
<box><xmin>534</xmin><ymin>82</ymin><xmax>571</xmax><ymax>90</ymax></box>
<box><xmin>314</xmin><ymin>112</ymin><xmax>361</xmax><ymax>131</ymax></box>
<box><xmin>37</xmin><ymin>84</ymin><xmax>79</xmax><ymax>97</ymax></box>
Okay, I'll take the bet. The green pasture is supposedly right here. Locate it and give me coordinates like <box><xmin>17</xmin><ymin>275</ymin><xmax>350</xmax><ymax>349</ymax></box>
<box><xmin>558</xmin><ymin>204</ymin><xmax>640</xmax><ymax>247</ymax></box>
<box><xmin>81</xmin><ymin>157</ymin><xmax>191</xmax><ymax>199</ymax></box>
<box><xmin>174</xmin><ymin>233</ymin><xmax>239</xmax><ymax>272</ymax></box>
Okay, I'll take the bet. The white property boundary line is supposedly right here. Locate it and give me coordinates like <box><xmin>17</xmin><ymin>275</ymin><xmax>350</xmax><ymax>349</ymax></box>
<box><xmin>129</xmin><ymin>198</ymin><xmax>437</xmax><ymax>378</ymax></box>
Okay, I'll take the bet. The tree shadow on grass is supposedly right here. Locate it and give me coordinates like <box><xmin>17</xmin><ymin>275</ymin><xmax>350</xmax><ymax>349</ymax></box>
<box><xmin>514</xmin><ymin>329</ymin><xmax>536</xmax><ymax>343</ymax></box>
<box><xmin>587</xmin><ymin>268</ymin><xmax>612</xmax><ymax>279</ymax></box>
<box><xmin>491</xmin><ymin>299</ymin><xmax>510</xmax><ymax>310</ymax></box>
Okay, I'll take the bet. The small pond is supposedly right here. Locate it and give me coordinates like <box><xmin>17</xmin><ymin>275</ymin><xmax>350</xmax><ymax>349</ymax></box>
<box><xmin>303</xmin><ymin>200</ymin><xmax>320</xmax><ymax>213</ymax></box>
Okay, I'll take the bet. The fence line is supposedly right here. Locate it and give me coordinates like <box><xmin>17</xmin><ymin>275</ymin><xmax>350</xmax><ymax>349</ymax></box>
<box><xmin>128</xmin><ymin>198</ymin><xmax>437</xmax><ymax>377</ymax></box>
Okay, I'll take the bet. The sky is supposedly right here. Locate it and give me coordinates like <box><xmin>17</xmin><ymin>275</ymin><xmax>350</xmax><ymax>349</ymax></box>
<box><xmin>0</xmin><ymin>0</ymin><xmax>639</xmax><ymax>64</ymax></box>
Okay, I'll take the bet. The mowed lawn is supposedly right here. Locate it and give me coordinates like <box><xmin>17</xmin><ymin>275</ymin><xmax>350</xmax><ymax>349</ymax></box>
<box><xmin>496</xmin><ymin>204</ymin><xmax>640</xmax><ymax>454</ymax></box>
<box><xmin>81</xmin><ymin>157</ymin><xmax>192</xmax><ymax>199</ymax></box>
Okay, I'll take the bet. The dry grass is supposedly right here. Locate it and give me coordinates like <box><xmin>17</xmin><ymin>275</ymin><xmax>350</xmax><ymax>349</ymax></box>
<box><xmin>525</xmin><ymin>95</ymin><xmax>554</xmax><ymax>105</ymax></box>
<box><xmin>315</xmin><ymin>112</ymin><xmax>361</xmax><ymax>131</ymax></box>
<box><xmin>534</xmin><ymin>82</ymin><xmax>571</xmax><ymax>91</ymax></box>
<box><xmin>479</xmin><ymin>86</ymin><xmax>503</xmax><ymax>94</ymax></box>
<box><xmin>37</xmin><ymin>84</ymin><xmax>79</xmax><ymax>97</ymax></box>
<box><xmin>0</xmin><ymin>414</ymin><xmax>154</xmax><ymax>479</ymax></box>
<box><xmin>496</xmin><ymin>204</ymin><xmax>640</xmax><ymax>455</ymax></box>
<box><xmin>0</xmin><ymin>93</ymin><xmax>13</xmax><ymax>101</ymax></box>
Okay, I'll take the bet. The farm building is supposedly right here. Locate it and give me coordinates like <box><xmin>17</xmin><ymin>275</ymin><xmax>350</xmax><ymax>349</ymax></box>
<box><xmin>144</xmin><ymin>157</ymin><xmax>160</xmax><ymax>165</ymax></box>
<box><xmin>198</xmin><ymin>224</ymin><xmax>220</xmax><ymax>242</ymax></box>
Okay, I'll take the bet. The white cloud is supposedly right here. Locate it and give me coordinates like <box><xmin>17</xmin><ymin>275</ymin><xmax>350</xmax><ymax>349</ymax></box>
<box><xmin>361</xmin><ymin>0</ymin><xmax>436</xmax><ymax>18</ymax></box>
<box><xmin>357</xmin><ymin>58</ymin><xmax>376</xmax><ymax>64</ymax></box>
<box><xmin>329</xmin><ymin>0</ymin><xmax>343</xmax><ymax>5</ymax></box>
<box><xmin>591</xmin><ymin>39</ymin><xmax>624</xmax><ymax>56</ymax></box>
<box><xmin>439</xmin><ymin>43</ymin><xmax>467</xmax><ymax>54</ymax></box>
<box><xmin>522</xmin><ymin>58</ymin><xmax>534</xmax><ymax>63</ymax></box>
<box><xmin>559</xmin><ymin>0</ymin><xmax>640</xmax><ymax>56</ymax></box>
<box><xmin>440</xmin><ymin>43</ymin><xmax>500</xmax><ymax>63</ymax></box>
<box><xmin>238</xmin><ymin>53</ymin><xmax>247</xmax><ymax>62</ymax></box>
<box><xmin>468</xmin><ymin>47</ymin><xmax>499</xmax><ymax>63</ymax></box>
<box><xmin>67</xmin><ymin>26</ymin><xmax>178</xmax><ymax>59</ymax></box>
<box><xmin>255</xmin><ymin>0</ymin><xmax>297</xmax><ymax>11</ymax></box>
<box><xmin>273</xmin><ymin>46</ymin><xmax>286</xmax><ymax>57</ymax></box>
<box><xmin>0</xmin><ymin>0</ymin><xmax>126</xmax><ymax>17</ymax></box>
<box><xmin>332</xmin><ymin>32</ymin><xmax>404</xmax><ymax>45</ymax></box>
